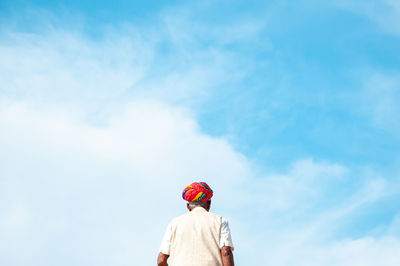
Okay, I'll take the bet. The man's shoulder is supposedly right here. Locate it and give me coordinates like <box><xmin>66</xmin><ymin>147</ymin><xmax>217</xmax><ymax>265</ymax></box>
<box><xmin>169</xmin><ymin>212</ymin><xmax>190</xmax><ymax>225</ymax></box>
<box><xmin>208</xmin><ymin>211</ymin><xmax>223</xmax><ymax>219</ymax></box>
<box><xmin>171</xmin><ymin>210</ymin><xmax>223</xmax><ymax>222</ymax></box>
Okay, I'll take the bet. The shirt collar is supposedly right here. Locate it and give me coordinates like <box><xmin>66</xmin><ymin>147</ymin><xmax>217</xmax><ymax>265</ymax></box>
<box><xmin>192</xmin><ymin>206</ymin><xmax>207</xmax><ymax>212</ymax></box>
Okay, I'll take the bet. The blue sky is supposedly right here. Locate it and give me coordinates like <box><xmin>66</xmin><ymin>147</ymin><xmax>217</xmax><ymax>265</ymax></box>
<box><xmin>1</xmin><ymin>0</ymin><xmax>400</xmax><ymax>265</ymax></box>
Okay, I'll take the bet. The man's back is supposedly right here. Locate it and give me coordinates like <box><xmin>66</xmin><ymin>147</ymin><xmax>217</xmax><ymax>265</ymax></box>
<box><xmin>157</xmin><ymin>182</ymin><xmax>234</xmax><ymax>266</ymax></box>
<box><xmin>169</xmin><ymin>207</ymin><xmax>222</xmax><ymax>266</ymax></box>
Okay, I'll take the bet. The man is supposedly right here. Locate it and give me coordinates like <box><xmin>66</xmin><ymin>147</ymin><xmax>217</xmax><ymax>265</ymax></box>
<box><xmin>157</xmin><ymin>182</ymin><xmax>235</xmax><ymax>266</ymax></box>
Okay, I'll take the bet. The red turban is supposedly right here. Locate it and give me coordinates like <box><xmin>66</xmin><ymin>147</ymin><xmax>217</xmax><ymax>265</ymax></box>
<box><xmin>182</xmin><ymin>182</ymin><xmax>213</xmax><ymax>202</ymax></box>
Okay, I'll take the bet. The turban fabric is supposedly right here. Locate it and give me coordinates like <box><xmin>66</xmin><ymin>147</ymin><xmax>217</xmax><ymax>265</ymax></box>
<box><xmin>182</xmin><ymin>182</ymin><xmax>213</xmax><ymax>202</ymax></box>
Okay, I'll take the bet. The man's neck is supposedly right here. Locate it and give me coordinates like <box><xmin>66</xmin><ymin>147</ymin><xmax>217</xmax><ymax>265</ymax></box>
<box><xmin>190</xmin><ymin>206</ymin><xmax>208</xmax><ymax>212</ymax></box>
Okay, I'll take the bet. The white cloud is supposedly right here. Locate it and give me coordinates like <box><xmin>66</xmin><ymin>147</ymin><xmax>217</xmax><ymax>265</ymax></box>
<box><xmin>240</xmin><ymin>158</ymin><xmax>348</xmax><ymax>212</ymax></box>
<box><xmin>0</xmin><ymin>20</ymin><xmax>256</xmax><ymax>265</ymax></box>
<box><xmin>0</xmin><ymin>100</ymin><xmax>250</xmax><ymax>266</ymax></box>
<box><xmin>2</xmin><ymin>100</ymin><xmax>397</xmax><ymax>266</ymax></box>
<box><xmin>0</xmin><ymin>29</ymin><xmax>154</xmax><ymax>105</ymax></box>
<box><xmin>334</xmin><ymin>0</ymin><xmax>400</xmax><ymax>35</ymax></box>
<box><xmin>267</xmin><ymin>236</ymin><xmax>400</xmax><ymax>266</ymax></box>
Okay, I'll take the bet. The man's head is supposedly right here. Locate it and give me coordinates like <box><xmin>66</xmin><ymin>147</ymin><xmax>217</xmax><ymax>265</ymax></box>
<box><xmin>182</xmin><ymin>181</ymin><xmax>213</xmax><ymax>211</ymax></box>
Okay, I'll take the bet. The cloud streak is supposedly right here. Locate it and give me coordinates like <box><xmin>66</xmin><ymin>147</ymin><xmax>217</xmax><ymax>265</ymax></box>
<box><xmin>334</xmin><ymin>0</ymin><xmax>400</xmax><ymax>36</ymax></box>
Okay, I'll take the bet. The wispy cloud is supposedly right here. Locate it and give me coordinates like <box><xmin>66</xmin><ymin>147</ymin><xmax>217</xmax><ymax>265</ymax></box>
<box><xmin>361</xmin><ymin>72</ymin><xmax>400</xmax><ymax>134</ymax></box>
<box><xmin>334</xmin><ymin>0</ymin><xmax>400</xmax><ymax>35</ymax></box>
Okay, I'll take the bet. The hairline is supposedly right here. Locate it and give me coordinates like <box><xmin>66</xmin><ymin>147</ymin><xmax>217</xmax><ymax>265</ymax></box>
<box><xmin>187</xmin><ymin>200</ymin><xmax>211</xmax><ymax>207</ymax></box>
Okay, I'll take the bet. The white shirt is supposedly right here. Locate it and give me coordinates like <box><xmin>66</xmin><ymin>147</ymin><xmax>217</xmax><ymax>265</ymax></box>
<box><xmin>159</xmin><ymin>207</ymin><xmax>234</xmax><ymax>255</ymax></box>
